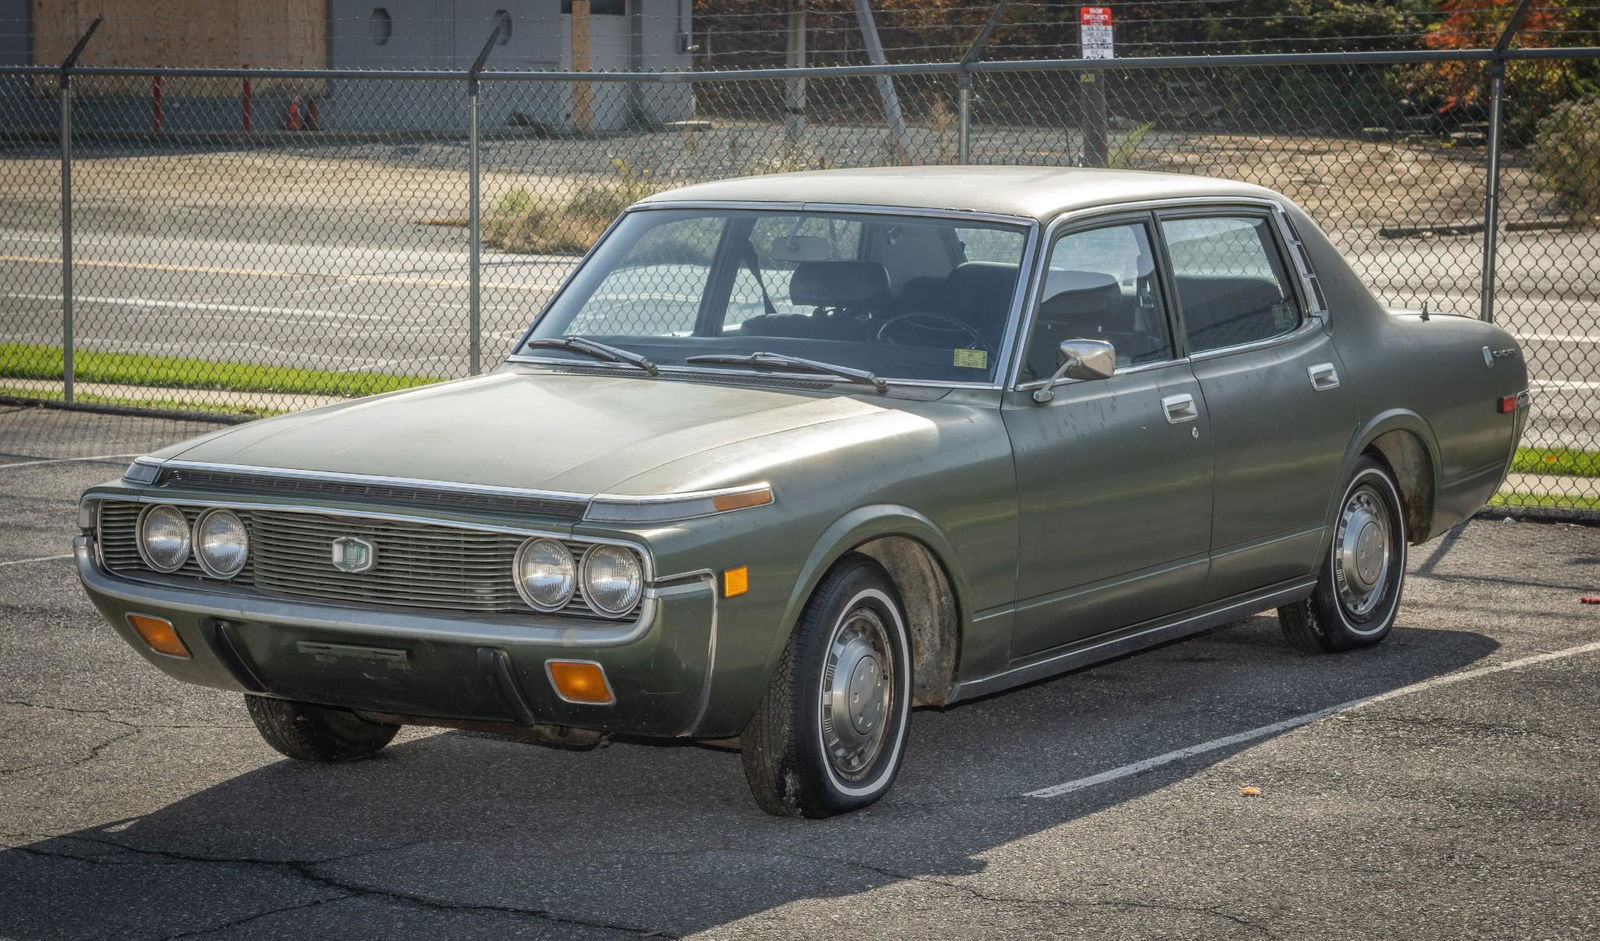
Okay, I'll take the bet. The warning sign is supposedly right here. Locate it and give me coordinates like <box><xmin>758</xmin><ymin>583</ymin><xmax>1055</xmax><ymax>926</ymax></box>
<box><xmin>1080</xmin><ymin>6</ymin><xmax>1114</xmax><ymax>60</ymax></box>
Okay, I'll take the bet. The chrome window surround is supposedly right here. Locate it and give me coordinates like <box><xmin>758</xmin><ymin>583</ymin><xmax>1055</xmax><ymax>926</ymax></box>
<box><xmin>86</xmin><ymin>494</ymin><xmax>659</xmax><ymax>629</ymax></box>
<box><xmin>119</xmin><ymin>459</ymin><xmax>776</xmax><ymax>526</ymax></box>
<box><xmin>504</xmin><ymin>200</ymin><xmax>1044</xmax><ymax>392</ymax></box>
<box><xmin>1009</xmin><ymin>195</ymin><xmax>1328</xmax><ymax>392</ymax></box>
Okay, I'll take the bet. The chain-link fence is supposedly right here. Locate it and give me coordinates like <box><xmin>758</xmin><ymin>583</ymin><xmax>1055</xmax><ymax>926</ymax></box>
<box><xmin>2</xmin><ymin>47</ymin><xmax>1597</xmax><ymax>511</ymax></box>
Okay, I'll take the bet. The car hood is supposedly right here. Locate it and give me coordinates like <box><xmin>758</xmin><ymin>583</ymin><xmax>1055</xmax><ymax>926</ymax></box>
<box><xmin>153</xmin><ymin>370</ymin><xmax>893</xmax><ymax>497</ymax></box>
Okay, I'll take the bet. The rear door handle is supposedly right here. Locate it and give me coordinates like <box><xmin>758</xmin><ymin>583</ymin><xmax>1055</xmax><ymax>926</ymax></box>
<box><xmin>1161</xmin><ymin>393</ymin><xmax>1198</xmax><ymax>424</ymax></box>
<box><xmin>1308</xmin><ymin>362</ymin><xmax>1340</xmax><ymax>391</ymax></box>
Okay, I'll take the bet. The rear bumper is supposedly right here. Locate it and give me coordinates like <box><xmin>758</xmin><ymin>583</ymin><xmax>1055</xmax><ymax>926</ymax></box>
<box><xmin>76</xmin><ymin>535</ymin><xmax>724</xmax><ymax>737</ymax></box>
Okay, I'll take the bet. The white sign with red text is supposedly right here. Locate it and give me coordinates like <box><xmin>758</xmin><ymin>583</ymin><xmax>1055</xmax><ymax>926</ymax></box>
<box><xmin>1080</xmin><ymin>6</ymin><xmax>1114</xmax><ymax>60</ymax></box>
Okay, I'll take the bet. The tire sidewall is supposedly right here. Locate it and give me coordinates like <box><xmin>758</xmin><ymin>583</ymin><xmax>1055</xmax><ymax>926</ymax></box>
<box><xmin>1320</xmin><ymin>462</ymin><xmax>1407</xmax><ymax>643</ymax></box>
<box><xmin>795</xmin><ymin>570</ymin><xmax>913</xmax><ymax>810</ymax></box>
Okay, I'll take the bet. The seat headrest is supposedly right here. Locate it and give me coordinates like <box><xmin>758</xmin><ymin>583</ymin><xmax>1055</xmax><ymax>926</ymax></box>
<box><xmin>946</xmin><ymin>261</ymin><xmax>1020</xmax><ymax>300</ymax></box>
<box><xmin>789</xmin><ymin>261</ymin><xmax>890</xmax><ymax>309</ymax></box>
<box><xmin>1039</xmin><ymin>270</ymin><xmax>1121</xmax><ymax>323</ymax></box>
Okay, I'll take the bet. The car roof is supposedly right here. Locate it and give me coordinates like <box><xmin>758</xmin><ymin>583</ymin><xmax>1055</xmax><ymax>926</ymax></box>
<box><xmin>638</xmin><ymin>166</ymin><xmax>1284</xmax><ymax>223</ymax></box>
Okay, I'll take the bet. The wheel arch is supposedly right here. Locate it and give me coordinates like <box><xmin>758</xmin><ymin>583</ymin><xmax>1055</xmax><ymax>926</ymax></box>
<box><xmin>776</xmin><ymin>506</ymin><xmax>971</xmax><ymax>707</ymax></box>
<box><xmin>1335</xmin><ymin>410</ymin><xmax>1441</xmax><ymax>544</ymax></box>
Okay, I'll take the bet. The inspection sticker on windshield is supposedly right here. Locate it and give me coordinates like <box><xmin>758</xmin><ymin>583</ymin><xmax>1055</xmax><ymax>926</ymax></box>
<box><xmin>954</xmin><ymin>348</ymin><xmax>988</xmax><ymax>369</ymax></box>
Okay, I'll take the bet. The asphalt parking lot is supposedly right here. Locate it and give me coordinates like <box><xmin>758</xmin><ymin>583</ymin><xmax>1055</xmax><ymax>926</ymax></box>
<box><xmin>2</xmin><ymin>405</ymin><xmax>1597</xmax><ymax>940</ymax></box>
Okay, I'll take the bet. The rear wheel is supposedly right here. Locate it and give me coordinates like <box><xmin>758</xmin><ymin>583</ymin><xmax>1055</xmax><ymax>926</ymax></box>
<box><xmin>245</xmin><ymin>696</ymin><xmax>400</xmax><ymax>761</ymax></box>
<box><xmin>741</xmin><ymin>555</ymin><xmax>912</xmax><ymax>818</ymax></box>
<box><xmin>1279</xmin><ymin>456</ymin><xmax>1408</xmax><ymax>654</ymax></box>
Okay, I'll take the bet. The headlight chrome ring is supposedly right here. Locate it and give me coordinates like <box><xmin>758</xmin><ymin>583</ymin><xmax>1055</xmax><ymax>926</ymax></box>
<box><xmin>136</xmin><ymin>504</ymin><xmax>192</xmax><ymax>573</ymax></box>
<box><xmin>515</xmin><ymin>537</ymin><xmax>577</xmax><ymax>612</ymax></box>
<box><xmin>580</xmin><ymin>544</ymin><xmax>644</xmax><ymax>617</ymax></box>
<box><xmin>193</xmin><ymin>508</ymin><xmax>250</xmax><ymax>579</ymax></box>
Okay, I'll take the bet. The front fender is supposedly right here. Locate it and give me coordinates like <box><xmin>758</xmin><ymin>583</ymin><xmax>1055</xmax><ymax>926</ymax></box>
<box><xmin>767</xmin><ymin>504</ymin><xmax>976</xmax><ymax>677</ymax></box>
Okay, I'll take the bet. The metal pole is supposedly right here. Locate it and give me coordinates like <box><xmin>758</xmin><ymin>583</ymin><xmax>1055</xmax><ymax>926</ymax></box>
<box><xmin>1481</xmin><ymin>0</ymin><xmax>1535</xmax><ymax>324</ymax></box>
<box><xmin>852</xmin><ymin>0</ymin><xmax>911</xmax><ymax>162</ymax></box>
<box><xmin>466</xmin><ymin>20</ymin><xmax>506</xmax><ymax>377</ymax></box>
<box><xmin>1481</xmin><ymin>61</ymin><xmax>1504</xmax><ymax>324</ymax></box>
<box><xmin>957</xmin><ymin>76</ymin><xmax>971</xmax><ymax>164</ymax></box>
<box><xmin>957</xmin><ymin>3</ymin><xmax>1009</xmax><ymax>166</ymax></box>
<box><xmin>469</xmin><ymin>90</ymin><xmax>481</xmax><ymax>375</ymax></box>
<box><xmin>56</xmin><ymin>14</ymin><xmax>102</xmax><ymax>405</ymax></box>
<box><xmin>783</xmin><ymin>6</ymin><xmax>807</xmax><ymax>144</ymax></box>
<box><xmin>60</xmin><ymin>80</ymin><xmax>74</xmax><ymax>403</ymax></box>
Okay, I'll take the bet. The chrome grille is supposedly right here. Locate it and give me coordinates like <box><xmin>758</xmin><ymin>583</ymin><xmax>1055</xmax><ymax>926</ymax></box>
<box><xmin>95</xmin><ymin>501</ymin><xmax>628</xmax><ymax>619</ymax></box>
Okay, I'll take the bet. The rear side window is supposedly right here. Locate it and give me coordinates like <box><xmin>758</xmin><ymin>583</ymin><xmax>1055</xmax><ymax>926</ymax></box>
<box><xmin>1162</xmin><ymin>216</ymin><xmax>1303</xmax><ymax>354</ymax></box>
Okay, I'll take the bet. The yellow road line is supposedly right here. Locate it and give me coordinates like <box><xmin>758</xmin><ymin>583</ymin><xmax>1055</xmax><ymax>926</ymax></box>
<box><xmin>0</xmin><ymin>254</ymin><xmax>557</xmax><ymax>292</ymax></box>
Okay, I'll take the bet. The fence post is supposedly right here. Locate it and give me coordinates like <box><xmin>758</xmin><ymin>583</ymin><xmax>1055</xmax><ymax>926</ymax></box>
<box><xmin>58</xmin><ymin>15</ymin><xmax>103</xmax><ymax>405</ymax></box>
<box><xmin>1481</xmin><ymin>0</ymin><xmax>1534</xmax><ymax>324</ymax></box>
<box><xmin>467</xmin><ymin>19</ymin><xmax>506</xmax><ymax>377</ymax></box>
<box><xmin>957</xmin><ymin>3</ymin><xmax>1010</xmax><ymax>165</ymax></box>
<box><xmin>783</xmin><ymin>7</ymin><xmax>807</xmax><ymax>144</ymax></box>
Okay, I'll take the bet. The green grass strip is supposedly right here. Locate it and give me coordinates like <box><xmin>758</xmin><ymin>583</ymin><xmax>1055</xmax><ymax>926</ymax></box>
<box><xmin>1511</xmin><ymin>446</ymin><xmax>1600</xmax><ymax>478</ymax></box>
<box><xmin>0</xmin><ymin>343</ymin><xmax>447</xmax><ymax>398</ymax></box>
<box><xmin>1491</xmin><ymin>491</ymin><xmax>1600</xmax><ymax>510</ymax></box>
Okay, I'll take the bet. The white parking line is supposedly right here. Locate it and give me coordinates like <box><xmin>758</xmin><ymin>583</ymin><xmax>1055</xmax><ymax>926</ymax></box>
<box><xmin>0</xmin><ymin>554</ymin><xmax>73</xmax><ymax>567</ymax></box>
<box><xmin>1024</xmin><ymin>639</ymin><xmax>1600</xmax><ymax>799</ymax></box>
<box><xmin>0</xmin><ymin>453</ymin><xmax>137</xmax><ymax>470</ymax></box>
<box><xmin>7</xmin><ymin>292</ymin><xmax>391</xmax><ymax>321</ymax></box>
<box><xmin>1532</xmin><ymin>379</ymin><xmax>1600</xmax><ymax>391</ymax></box>
<box><xmin>1516</xmin><ymin>333</ymin><xmax>1600</xmax><ymax>344</ymax></box>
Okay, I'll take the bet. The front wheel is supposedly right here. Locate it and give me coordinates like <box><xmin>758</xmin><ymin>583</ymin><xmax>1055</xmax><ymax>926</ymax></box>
<box><xmin>741</xmin><ymin>555</ymin><xmax>913</xmax><ymax>818</ymax></box>
<box><xmin>245</xmin><ymin>696</ymin><xmax>400</xmax><ymax>761</ymax></box>
<box><xmin>1279</xmin><ymin>455</ymin><xmax>1408</xmax><ymax>654</ymax></box>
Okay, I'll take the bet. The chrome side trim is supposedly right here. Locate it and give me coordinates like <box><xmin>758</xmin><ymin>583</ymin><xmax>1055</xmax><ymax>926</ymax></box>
<box><xmin>948</xmin><ymin>581</ymin><xmax>1316</xmax><ymax>702</ymax></box>
<box><xmin>155</xmin><ymin>459</ymin><xmax>594</xmax><ymax>504</ymax></box>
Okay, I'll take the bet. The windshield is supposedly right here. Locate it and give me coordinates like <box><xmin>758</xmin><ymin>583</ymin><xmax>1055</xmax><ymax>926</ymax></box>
<box><xmin>519</xmin><ymin>208</ymin><xmax>1031</xmax><ymax>385</ymax></box>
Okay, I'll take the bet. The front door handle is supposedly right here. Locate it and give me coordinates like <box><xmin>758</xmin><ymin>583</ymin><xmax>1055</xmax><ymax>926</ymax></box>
<box><xmin>1308</xmin><ymin>362</ymin><xmax>1341</xmax><ymax>391</ymax></box>
<box><xmin>1162</xmin><ymin>393</ymin><xmax>1198</xmax><ymax>424</ymax></box>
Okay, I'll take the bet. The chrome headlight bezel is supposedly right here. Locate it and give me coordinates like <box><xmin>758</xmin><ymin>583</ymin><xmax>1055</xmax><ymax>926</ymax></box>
<box><xmin>193</xmin><ymin>508</ymin><xmax>250</xmax><ymax>579</ymax></box>
<box><xmin>579</xmin><ymin>544</ymin><xmax>644</xmax><ymax>617</ymax></box>
<box><xmin>136</xmin><ymin>504</ymin><xmax>191</xmax><ymax>573</ymax></box>
<box><xmin>514</xmin><ymin>536</ymin><xmax>578</xmax><ymax>612</ymax></box>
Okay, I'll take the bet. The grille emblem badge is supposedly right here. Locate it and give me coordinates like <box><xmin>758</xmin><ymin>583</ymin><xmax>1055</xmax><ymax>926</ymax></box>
<box><xmin>330</xmin><ymin>536</ymin><xmax>377</xmax><ymax>573</ymax></box>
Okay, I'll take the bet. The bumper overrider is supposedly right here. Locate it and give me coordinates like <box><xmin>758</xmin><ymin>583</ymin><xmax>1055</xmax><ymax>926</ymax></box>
<box><xmin>75</xmin><ymin>489</ymin><xmax>727</xmax><ymax>739</ymax></box>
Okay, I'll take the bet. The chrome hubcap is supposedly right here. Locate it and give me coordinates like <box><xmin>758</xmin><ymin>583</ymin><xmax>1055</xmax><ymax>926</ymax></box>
<box><xmin>1334</xmin><ymin>487</ymin><xmax>1392</xmax><ymax>618</ymax></box>
<box><xmin>820</xmin><ymin>607</ymin><xmax>894</xmax><ymax>780</ymax></box>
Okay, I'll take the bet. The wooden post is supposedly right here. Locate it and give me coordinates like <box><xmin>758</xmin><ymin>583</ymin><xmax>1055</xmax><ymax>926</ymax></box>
<box><xmin>572</xmin><ymin>0</ymin><xmax>593</xmax><ymax>134</ymax></box>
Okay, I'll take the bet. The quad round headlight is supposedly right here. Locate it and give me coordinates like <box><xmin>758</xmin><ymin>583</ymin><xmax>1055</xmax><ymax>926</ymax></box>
<box><xmin>137</xmin><ymin>504</ymin><xmax>191</xmax><ymax>573</ymax></box>
<box><xmin>194</xmin><ymin>508</ymin><xmax>249</xmax><ymax>579</ymax></box>
<box><xmin>580</xmin><ymin>545</ymin><xmax>643</xmax><ymax>617</ymax></box>
<box><xmin>515</xmin><ymin>537</ymin><xmax>576</xmax><ymax>611</ymax></box>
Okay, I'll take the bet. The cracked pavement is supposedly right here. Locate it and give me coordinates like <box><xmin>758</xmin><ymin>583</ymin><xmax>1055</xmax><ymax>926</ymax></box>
<box><xmin>1</xmin><ymin>406</ymin><xmax>1597</xmax><ymax>939</ymax></box>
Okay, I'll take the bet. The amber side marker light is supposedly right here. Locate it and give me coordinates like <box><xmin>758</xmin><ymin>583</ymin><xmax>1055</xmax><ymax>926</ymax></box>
<box><xmin>546</xmin><ymin>660</ymin><xmax>615</xmax><ymax>705</ymax></box>
<box><xmin>127</xmin><ymin>614</ymin><xmax>189</xmax><ymax>658</ymax></box>
<box><xmin>712</xmin><ymin>487</ymin><xmax>773</xmax><ymax>513</ymax></box>
<box><xmin>723</xmin><ymin>565</ymin><xmax>749</xmax><ymax>598</ymax></box>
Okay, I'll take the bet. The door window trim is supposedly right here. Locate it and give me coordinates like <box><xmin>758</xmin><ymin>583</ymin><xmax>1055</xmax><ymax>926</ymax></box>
<box><xmin>1010</xmin><ymin>195</ymin><xmax>1304</xmax><ymax>390</ymax></box>
<box><xmin>1014</xmin><ymin>210</ymin><xmax>1180</xmax><ymax>391</ymax></box>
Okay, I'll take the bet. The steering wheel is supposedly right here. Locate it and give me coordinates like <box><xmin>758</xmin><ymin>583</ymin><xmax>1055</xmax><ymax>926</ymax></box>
<box><xmin>875</xmin><ymin>313</ymin><xmax>992</xmax><ymax>354</ymax></box>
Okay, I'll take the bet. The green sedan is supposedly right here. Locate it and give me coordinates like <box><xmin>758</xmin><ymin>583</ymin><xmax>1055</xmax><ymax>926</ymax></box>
<box><xmin>76</xmin><ymin>167</ymin><xmax>1529</xmax><ymax>817</ymax></box>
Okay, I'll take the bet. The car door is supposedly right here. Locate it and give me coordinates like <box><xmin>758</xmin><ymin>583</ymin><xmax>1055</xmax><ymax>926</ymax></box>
<box><xmin>1003</xmin><ymin>214</ymin><xmax>1214</xmax><ymax>660</ymax></box>
<box><xmin>1157</xmin><ymin>208</ymin><xmax>1359</xmax><ymax>602</ymax></box>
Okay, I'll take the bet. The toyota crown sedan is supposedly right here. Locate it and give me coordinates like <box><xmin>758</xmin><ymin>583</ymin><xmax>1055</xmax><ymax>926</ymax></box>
<box><xmin>77</xmin><ymin>167</ymin><xmax>1528</xmax><ymax>817</ymax></box>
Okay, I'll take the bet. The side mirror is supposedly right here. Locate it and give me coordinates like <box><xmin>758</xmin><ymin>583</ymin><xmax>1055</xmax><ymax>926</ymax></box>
<box><xmin>1032</xmin><ymin>339</ymin><xmax>1115</xmax><ymax>403</ymax></box>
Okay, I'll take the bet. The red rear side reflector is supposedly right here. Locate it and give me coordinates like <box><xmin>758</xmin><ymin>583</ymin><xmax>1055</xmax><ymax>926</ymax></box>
<box><xmin>1497</xmin><ymin>395</ymin><xmax>1519</xmax><ymax>414</ymax></box>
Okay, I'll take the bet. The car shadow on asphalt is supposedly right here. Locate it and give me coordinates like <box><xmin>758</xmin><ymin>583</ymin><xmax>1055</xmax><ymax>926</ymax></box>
<box><xmin>1</xmin><ymin>616</ymin><xmax>1498</xmax><ymax>938</ymax></box>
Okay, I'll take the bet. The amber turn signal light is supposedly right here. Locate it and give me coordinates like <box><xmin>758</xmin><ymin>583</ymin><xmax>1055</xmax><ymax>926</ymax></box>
<box><xmin>711</xmin><ymin>487</ymin><xmax>773</xmax><ymax>513</ymax></box>
<box><xmin>546</xmin><ymin>660</ymin><xmax>614</xmax><ymax>705</ymax></box>
<box><xmin>723</xmin><ymin>565</ymin><xmax>749</xmax><ymax>598</ymax></box>
<box><xmin>127</xmin><ymin>614</ymin><xmax>189</xmax><ymax>658</ymax></box>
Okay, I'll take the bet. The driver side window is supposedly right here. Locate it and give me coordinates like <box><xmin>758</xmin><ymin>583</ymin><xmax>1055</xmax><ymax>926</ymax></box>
<box><xmin>1022</xmin><ymin>221</ymin><xmax>1173</xmax><ymax>382</ymax></box>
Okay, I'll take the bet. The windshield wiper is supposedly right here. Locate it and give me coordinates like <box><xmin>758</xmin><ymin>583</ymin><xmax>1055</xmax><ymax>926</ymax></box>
<box><xmin>684</xmin><ymin>352</ymin><xmax>887</xmax><ymax>393</ymax></box>
<box><xmin>525</xmin><ymin>336</ymin><xmax>658</xmax><ymax>375</ymax></box>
